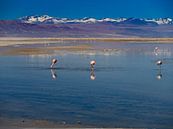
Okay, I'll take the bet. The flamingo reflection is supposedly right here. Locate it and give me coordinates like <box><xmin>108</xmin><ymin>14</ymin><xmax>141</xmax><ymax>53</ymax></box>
<box><xmin>90</xmin><ymin>68</ymin><xmax>96</xmax><ymax>80</ymax></box>
<box><xmin>154</xmin><ymin>47</ymin><xmax>159</xmax><ymax>56</ymax></box>
<box><xmin>51</xmin><ymin>69</ymin><xmax>57</xmax><ymax>79</ymax></box>
<box><xmin>156</xmin><ymin>66</ymin><xmax>162</xmax><ymax>80</ymax></box>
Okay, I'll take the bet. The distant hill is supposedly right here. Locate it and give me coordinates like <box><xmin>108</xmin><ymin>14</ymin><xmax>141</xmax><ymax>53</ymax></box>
<box><xmin>0</xmin><ymin>15</ymin><xmax>173</xmax><ymax>38</ymax></box>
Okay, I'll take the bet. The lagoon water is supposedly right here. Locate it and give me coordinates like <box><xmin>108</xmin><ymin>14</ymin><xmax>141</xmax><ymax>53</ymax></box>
<box><xmin>0</xmin><ymin>42</ymin><xmax>173</xmax><ymax>128</ymax></box>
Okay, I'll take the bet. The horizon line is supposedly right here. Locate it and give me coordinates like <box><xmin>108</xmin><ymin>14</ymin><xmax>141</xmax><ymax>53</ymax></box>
<box><xmin>1</xmin><ymin>15</ymin><xmax>173</xmax><ymax>20</ymax></box>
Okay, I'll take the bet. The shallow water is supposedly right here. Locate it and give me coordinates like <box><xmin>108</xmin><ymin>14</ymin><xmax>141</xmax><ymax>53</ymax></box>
<box><xmin>0</xmin><ymin>42</ymin><xmax>173</xmax><ymax>128</ymax></box>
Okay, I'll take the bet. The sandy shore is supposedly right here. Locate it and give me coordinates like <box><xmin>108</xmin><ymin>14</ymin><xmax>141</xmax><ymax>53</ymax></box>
<box><xmin>0</xmin><ymin>117</ymin><xmax>90</xmax><ymax>129</ymax></box>
<box><xmin>0</xmin><ymin>37</ymin><xmax>173</xmax><ymax>47</ymax></box>
<box><xmin>0</xmin><ymin>117</ymin><xmax>148</xmax><ymax>129</ymax></box>
<box><xmin>0</xmin><ymin>45</ymin><xmax>92</xmax><ymax>55</ymax></box>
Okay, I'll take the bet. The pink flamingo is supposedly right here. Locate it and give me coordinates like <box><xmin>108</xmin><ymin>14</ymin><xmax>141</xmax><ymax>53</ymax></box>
<box><xmin>90</xmin><ymin>60</ymin><xmax>96</xmax><ymax>68</ymax></box>
<box><xmin>156</xmin><ymin>60</ymin><xmax>162</xmax><ymax>66</ymax></box>
<box><xmin>50</xmin><ymin>59</ymin><xmax>58</xmax><ymax>68</ymax></box>
<box><xmin>90</xmin><ymin>60</ymin><xmax>96</xmax><ymax>80</ymax></box>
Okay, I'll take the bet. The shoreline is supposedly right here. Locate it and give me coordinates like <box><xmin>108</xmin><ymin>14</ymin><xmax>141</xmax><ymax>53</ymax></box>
<box><xmin>1</xmin><ymin>37</ymin><xmax>173</xmax><ymax>41</ymax></box>
<box><xmin>0</xmin><ymin>45</ymin><xmax>93</xmax><ymax>55</ymax></box>
<box><xmin>0</xmin><ymin>37</ymin><xmax>173</xmax><ymax>55</ymax></box>
<box><xmin>0</xmin><ymin>117</ymin><xmax>90</xmax><ymax>129</ymax></box>
<box><xmin>0</xmin><ymin>37</ymin><xmax>173</xmax><ymax>47</ymax></box>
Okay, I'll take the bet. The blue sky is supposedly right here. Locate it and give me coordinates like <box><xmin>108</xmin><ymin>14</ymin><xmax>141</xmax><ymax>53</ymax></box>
<box><xmin>0</xmin><ymin>0</ymin><xmax>173</xmax><ymax>19</ymax></box>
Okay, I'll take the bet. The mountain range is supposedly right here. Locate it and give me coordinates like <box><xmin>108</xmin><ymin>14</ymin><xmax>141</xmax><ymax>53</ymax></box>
<box><xmin>0</xmin><ymin>15</ymin><xmax>173</xmax><ymax>38</ymax></box>
<box><xmin>19</xmin><ymin>15</ymin><xmax>173</xmax><ymax>25</ymax></box>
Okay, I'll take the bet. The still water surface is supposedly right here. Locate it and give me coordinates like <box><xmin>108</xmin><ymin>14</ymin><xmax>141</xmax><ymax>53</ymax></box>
<box><xmin>0</xmin><ymin>42</ymin><xmax>173</xmax><ymax>128</ymax></box>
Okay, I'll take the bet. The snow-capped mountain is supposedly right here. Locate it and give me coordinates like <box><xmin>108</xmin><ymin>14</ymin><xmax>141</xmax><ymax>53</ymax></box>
<box><xmin>98</xmin><ymin>18</ymin><xmax>127</xmax><ymax>23</ymax></box>
<box><xmin>19</xmin><ymin>15</ymin><xmax>127</xmax><ymax>24</ymax></box>
<box><xmin>19</xmin><ymin>15</ymin><xmax>53</xmax><ymax>23</ymax></box>
<box><xmin>145</xmin><ymin>18</ymin><xmax>173</xmax><ymax>25</ymax></box>
<box><xmin>19</xmin><ymin>15</ymin><xmax>98</xmax><ymax>24</ymax></box>
<box><xmin>19</xmin><ymin>15</ymin><xmax>173</xmax><ymax>25</ymax></box>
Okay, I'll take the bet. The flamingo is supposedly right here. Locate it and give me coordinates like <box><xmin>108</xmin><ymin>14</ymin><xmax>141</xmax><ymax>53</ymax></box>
<box><xmin>90</xmin><ymin>60</ymin><xmax>96</xmax><ymax>80</ymax></box>
<box><xmin>155</xmin><ymin>60</ymin><xmax>163</xmax><ymax>80</ymax></box>
<box><xmin>50</xmin><ymin>58</ymin><xmax>57</xmax><ymax>68</ymax></box>
<box><xmin>154</xmin><ymin>47</ymin><xmax>159</xmax><ymax>51</ymax></box>
<box><xmin>156</xmin><ymin>60</ymin><xmax>162</xmax><ymax>66</ymax></box>
<box><xmin>90</xmin><ymin>60</ymin><xmax>96</xmax><ymax>68</ymax></box>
